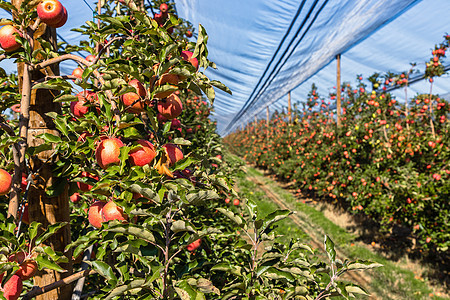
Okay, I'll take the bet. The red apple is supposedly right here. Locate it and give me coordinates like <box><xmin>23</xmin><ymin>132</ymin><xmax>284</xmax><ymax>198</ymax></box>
<box><xmin>160</xmin><ymin>3</ymin><xmax>168</xmax><ymax>13</ymax></box>
<box><xmin>225</xmin><ymin>198</ymin><xmax>230</xmax><ymax>204</ymax></box>
<box><xmin>77</xmin><ymin>132</ymin><xmax>93</xmax><ymax>142</ymax></box>
<box><xmin>77</xmin><ymin>171</ymin><xmax>99</xmax><ymax>192</ymax></box>
<box><xmin>1</xmin><ymin>274</ymin><xmax>22</xmax><ymax>300</ymax></box>
<box><xmin>0</xmin><ymin>25</ymin><xmax>21</xmax><ymax>52</ymax></box>
<box><xmin>95</xmin><ymin>137</ymin><xmax>124</xmax><ymax>169</ymax></box>
<box><xmin>11</xmin><ymin>104</ymin><xmax>20</xmax><ymax>113</ymax></box>
<box><xmin>185</xmin><ymin>30</ymin><xmax>193</xmax><ymax>38</ymax></box>
<box><xmin>129</xmin><ymin>140</ymin><xmax>156</xmax><ymax>167</ymax></box>
<box><xmin>181</xmin><ymin>50</ymin><xmax>199</xmax><ymax>70</ymax></box>
<box><xmin>186</xmin><ymin>239</ymin><xmax>201</xmax><ymax>252</ymax></box>
<box><xmin>121</xmin><ymin>79</ymin><xmax>146</xmax><ymax>113</ymax></box>
<box><xmin>0</xmin><ymin>168</ymin><xmax>12</xmax><ymax>196</ymax></box>
<box><xmin>162</xmin><ymin>144</ymin><xmax>183</xmax><ymax>166</ymax></box>
<box><xmin>70</xmin><ymin>100</ymin><xmax>89</xmax><ymax>118</ymax></box>
<box><xmin>70</xmin><ymin>192</ymin><xmax>81</xmax><ymax>203</ymax></box>
<box><xmin>37</xmin><ymin>0</ymin><xmax>65</xmax><ymax>26</ymax></box>
<box><xmin>233</xmin><ymin>199</ymin><xmax>240</xmax><ymax>206</ymax></box>
<box><xmin>170</xmin><ymin>119</ymin><xmax>181</xmax><ymax>129</ymax></box>
<box><xmin>77</xmin><ymin>90</ymin><xmax>98</xmax><ymax>103</ymax></box>
<box><xmin>157</xmin><ymin>93</ymin><xmax>183</xmax><ymax>119</ymax></box>
<box><xmin>71</xmin><ymin>67</ymin><xmax>83</xmax><ymax>80</ymax></box>
<box><xmin>102</xmin><ymin>201</ymin><xmax>128</xmax><ymax>222</ymax></box>
<box><xmin>86</xmin><ymin>54</ymin><xmax>96</xmax><ymax>63</ymax></box>
<box><xmin>88</xmin><ymin>201</ymin><xmax>106</xmax><ymax>229</ymax></box>
<box><xmin>52</xmin><ymin>6</ymin><xmax>67</xmax><ymax>28</ymax></box>
<box><xmin>16</xmin><ymin>260</ymin><xmax>38</xmax><ymax>280</ymax></box>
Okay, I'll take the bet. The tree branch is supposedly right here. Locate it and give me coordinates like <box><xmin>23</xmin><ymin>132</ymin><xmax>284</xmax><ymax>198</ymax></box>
<box><xmin>22</xmin><ymin>269</ymin><xmax>97</xmax><ymax>300</ymax></box>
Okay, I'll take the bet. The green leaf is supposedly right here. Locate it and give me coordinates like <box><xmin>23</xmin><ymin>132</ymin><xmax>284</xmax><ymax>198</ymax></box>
<box><xmin>53</xmin><ymin>94</ymin><xmax>77</xmax><ymax>103</ymax></box>
<box><xmin>37</xmin><ymin>133</ymin><xmax>62</xmax><ymax>143</ymax></box>
<box><xmin>126</xmin><ymin>182</ymin><xmax>160</xmax><ymax>203</ymax></box>
<box><xmin>28</xmin><ymin>222</ymin><xmax>42</xmax><ymax>241</ymax></box>
<box><xmin>186</xmin><ymin>190</ymin><xmax>220</xmax><ymax>204</ymax></box>
<box><xmin>173</xmin><ymin>138</ymin><xmax>192</xmax><ymax>146</ymax></box>
<box><xmin>345</xmin><ymin>284</ymin><xmax>370</xmax><ymax>296</ymax></box>
<box><xmin>89</xmin><ymin>260</ymin><xmax>117</xmax><ymax>286</ymax></box>
<box><xmin>35</xmin><ymin>222</ymin><xmax>68</xmax><ymax>246</ymax></box>
<box><xmin>106</xmin><ymin>222</ymin><xmax>155</xmax><ymax>242</ymax></box>
<box><xmin>324</xmin><ymin>235</ymin><xmax>336</xmax><ymax>263</ymax></box>
<box><xmin>36</xmin><ymin>254</ymin><xmax>66</xmax><ymax>273</ymax></box>
<box><xmin>105</xmin><ymin>279</ymin><xmax>146</xmax><ymax>300</ymax></box>
<box><xmin>171</xmin><ymin>220</ymin><xmax>196</xmax><ymax>233</ymax></box>
<box><xmin>216</xmin><ymin>208</ymin><xmax>243</xmax><ymax>225</ymax></box>
<box><xmin>196</xmin><ymin>278</ymin><xmax>220</xmax><ymax>295</ymax></box>
<box><xmin>346</xmin><ymin>260</ymin><xmax>383</xmax><ymax>270</ymax></box>
<box><xmin>259</xmin><ymin>209</ymin><xmax>292</xmax><ymax>234</ymax></box>
<box><xmin>261</xmin><ymin>267</ymin><xmax>295</xmax><ymax>282</ymax></box>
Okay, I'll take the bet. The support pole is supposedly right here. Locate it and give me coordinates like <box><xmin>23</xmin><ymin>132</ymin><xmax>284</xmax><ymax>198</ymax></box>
<box><xmin>288</xmin><ymin>91</ymin><xmax>292</xmax><ymax>124</ymax></box>
<box><xmin>336</xmin><ymin>54</ymin><xmax>342</xmax><ymax>127</ymax></box>
<box><xmin>266</xmin><ymin>106</ymin><xmax>269</xmax><ymax>126</ymax></box>
<box><xmin>12</xmin><ymin>1</ymin><xmax>72</xmax><ymax>299</ymax></box>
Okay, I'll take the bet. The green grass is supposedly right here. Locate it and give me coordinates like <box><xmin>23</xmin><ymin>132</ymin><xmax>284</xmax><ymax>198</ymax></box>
<box><xmin>230</xmin><ymin>152</ymin><xmax>448</xmax><ymax>300</ymax></box>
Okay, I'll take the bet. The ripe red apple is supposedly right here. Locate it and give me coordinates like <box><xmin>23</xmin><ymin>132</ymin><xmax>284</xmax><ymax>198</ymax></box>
<box><xmin>77</xmin><ymin>171</ymin><xmax>99</xmax><ymax>191</ymax></box>
<box><xmin>37</xmin><ymin>0</ymin><xmax>65</xmax><ymax>26</ymax></box>
<box><xmin>186</xmin><ymin>239</ymin><xmax>201</xmax><ymax>252</ymax></box>
<box><xmin>160</xmin><ymin>3</ymin><xmax>168</xmax><ymax>13</ymax></box>
<box><xmin>71</xmin><ymin>67</ymin><xmax>83</xmax><ymax>80</ymax></box>
<box><xmin>88</xmin><ymin>201</ymin><xmax>106</xmax><ymax>229</ymax></box>
<box><xmin>129</xmin><ymin>140</ymin><xmax>156</xmax><ymax>167</ymax></box>
<box><xmin>0</xmin><ymin>25</ymin><xmax>21</xmax><ymax>52</ymax></box>
<box><xmin>153</xmin><ymin>73</ymin><xmax>179</xmax><ymax>99</ymax></box>
<box><xmin>86</xmin><ymin>54</ymin><xmax>96</xmax><ymax>63</ymax></box>
<box><xmin>170</xmin><ymin>119</ymin><xmax>181</xmax><ymax>130</ymax></box>
<box><xmin>16</xmin><ymin>260</ymin><xmax>38</xmax><ymax>280</ymax></box>
<box><xmin>225</xmin><ymin>198</ymin><xmax>230</xmax><ymax>204</ymax></box>
<box><xmin>11</xmin><ymin>104</ymin><xmax>20</xmax><ymax>113</ymax></box>
<box><xmin>1</xmin><ymin>274</ymin><xmax>22</xmax><ymax>300</ymax></box>
<box><xmin>0</xmin><ymin>168</ymin><xmax>12</xmax><ymax>196</ymax></box>
<box><xmin>52</xmin><ymin>6</ymin><xmax>67</xmax><ymax>28</ymax></box>
<box><xmin>122</xmin><ymin>79</ymin><xmax>146</xmax><ymax>113</ymax></box>
<box><xmin>95</xmin><ymin>137</ymin><xmax>124</xmax><ymax>169</ymax></box>
<box><xmin>181</xmin><ymin>50</ymin><xmax>199</xmax><ymax>70</ymax></box>
<box><xmin>157</xmin><ymin>113</ymin><xmax>168</xmax><ymax>123</ymax></box>
<box><xmin>102</xmin><ymin>201</ymin><xmax>128</xmax><ymax>222</ymax></box>
<box><xmin>77</xmin><ymin>90</ymin><xmax>98</xmax><ymax>103</ymax></box>
<box><xmin>233</xmin><ymin>199</ymin><xmax>240</xmax><ymax>206</ymax></box>
<box><xmin>70</xmin><ymin>100</ymin><xmax>89</xmax><ymax>118</ymax></box>
<box><xmin>77</xmin><ymin>132</ymin><xmax>93</xmax><ymax>142</ymax></box>
<box><xmin>70</xmin><ymin>192</ymin><xmax>81</xmax><ymax>203</ymax></box>
<box><xmin>162</xmin><ymin>144</ymin><xmax>183</xmax><ymax>166</ymax></box>
<box><xmin>185</xmin><ymin>30</ymin><xmax>193</xmax><ymax>38</ymax></box>
<box><xmin>157</xmin><ymin>93</ymin><xmax>183</xmax><ymax>119</ymax></box>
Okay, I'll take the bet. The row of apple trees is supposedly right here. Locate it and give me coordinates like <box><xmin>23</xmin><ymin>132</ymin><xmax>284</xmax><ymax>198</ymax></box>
<box><xmin>225</xmin><ymin>34</ymin><xmax>450</xmax><ymax>255</ymax></box>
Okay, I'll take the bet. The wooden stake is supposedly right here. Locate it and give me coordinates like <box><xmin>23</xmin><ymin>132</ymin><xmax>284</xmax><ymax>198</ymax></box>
<box><xmin>336</xmin><ymin>54</ymin><xmax>342</xmax><ymax>128</ymax></box>
<box><xmin>288</xmin><ymin>91</ymin><xmax>292</xmax><ymax>124</ymax></box>
<box><xmin>266</xmin><ymin>106</ymin><xmax>269</xmax><ymax>126</ymax></box>
<box><xmin>12</xmin><ymin>1</ymin><xmax>72</xmax><ymax>298</ymax></box>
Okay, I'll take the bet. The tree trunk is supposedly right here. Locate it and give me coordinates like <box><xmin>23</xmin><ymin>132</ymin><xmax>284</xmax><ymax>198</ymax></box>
<box><xmin>12</xmin><ymin>1</ymin><xmax>73</xmax><ymax>299</ymax></box>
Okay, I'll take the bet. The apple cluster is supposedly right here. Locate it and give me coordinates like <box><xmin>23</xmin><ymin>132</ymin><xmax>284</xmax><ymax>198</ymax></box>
<box><xmin>0</xmin><ymin>0</ymin><xmax>68</xmax><ymax>53</ymax></box>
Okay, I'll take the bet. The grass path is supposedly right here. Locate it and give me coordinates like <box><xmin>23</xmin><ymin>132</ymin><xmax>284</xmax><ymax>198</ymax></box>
<box><xmin>231</xmin><ymin>154</ymin><xmax>448</xmax><ymax>300</ymax></box>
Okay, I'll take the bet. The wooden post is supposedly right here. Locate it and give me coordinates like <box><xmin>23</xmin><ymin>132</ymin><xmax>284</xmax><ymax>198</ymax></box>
<box><xmin>266</xmin><ymin>106</ymin><xmax>269</xmax><ymax>126</ymax></box>
<box><xmin>12</xmin><ymin>1</ymin><xmax>72</xmax><ymax>299</ymax></box>
<box><xmin>336</xmin><ymin>54</ymin><xmax>342</xmax><ymax>127</ymax></box>
<box><xmin>288</xmin><ymin>91</ymin><xmax>292</xmax><ymax>124</ymax></box>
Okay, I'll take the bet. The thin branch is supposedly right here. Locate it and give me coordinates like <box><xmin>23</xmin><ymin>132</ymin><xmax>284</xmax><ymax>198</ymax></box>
<box><xmin>22</xmin><ymin>269</ymin><xmax>97</xmax><ymax>300</ymax></box>
<box><xmin>33</xmin><ymin>75</ymin><xmax>79</xmax><ymax>85</ymax></box>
